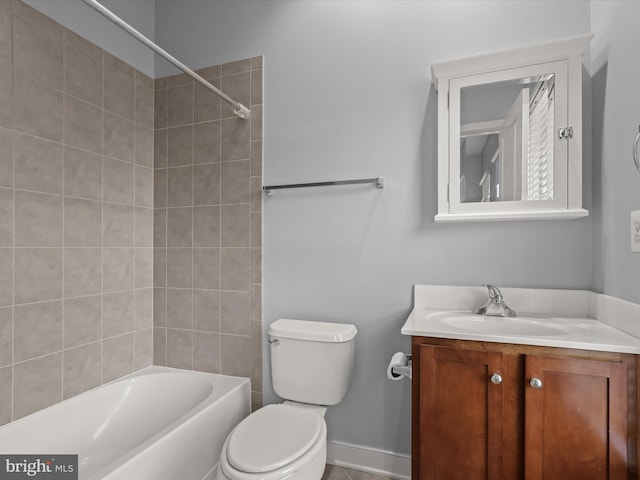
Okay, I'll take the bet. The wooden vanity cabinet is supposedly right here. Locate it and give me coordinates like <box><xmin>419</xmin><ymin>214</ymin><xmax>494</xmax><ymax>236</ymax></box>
<box><xmin>411</xmin><ymin>337</ymin><xmax>638</xmax><ymax>480</ymax></box>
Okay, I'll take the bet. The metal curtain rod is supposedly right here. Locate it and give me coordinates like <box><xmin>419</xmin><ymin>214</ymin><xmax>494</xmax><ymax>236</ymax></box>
<box><xmin>80</xmin><ymin>0</ymin><xmax>251</xmax><ymax>120</ymax></box>
<box><xmin>263</xmin><ymin>177</ymin><xmax>384</xmax><ymax>195</ymax></box>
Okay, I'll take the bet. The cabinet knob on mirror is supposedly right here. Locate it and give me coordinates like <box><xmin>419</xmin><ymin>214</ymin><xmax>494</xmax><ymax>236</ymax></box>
<box><xmin>490</xmin><ymin>373</ymin><xmax>502</xmax><ymax>385</ymax></box>
<box><xmin>530</xmin><ymin>377</ymin><xmax>543</xmax><ymax>389</ymax></box>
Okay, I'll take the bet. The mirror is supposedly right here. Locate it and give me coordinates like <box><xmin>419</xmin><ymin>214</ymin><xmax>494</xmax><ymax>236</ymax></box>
<box><xmin>459</xmin><ymin>74</ymin><xmax>555</xmax><ymax>204</ymax></box>
<box><xmin>431</xmin><ymin>34</ymin><xmax>593</xmax><ymax>222</ymax></box>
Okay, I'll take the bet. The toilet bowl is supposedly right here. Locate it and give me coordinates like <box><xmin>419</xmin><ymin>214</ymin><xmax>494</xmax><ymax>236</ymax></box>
<box><xmin>216</xmin><ymin>319</ymin><xmax>357</xmax><ymax>480</ymax></box>
<box><xmin>217</xmin><ymin>403</ymin><xmax>327</xmax><ymax>480</ymax></box>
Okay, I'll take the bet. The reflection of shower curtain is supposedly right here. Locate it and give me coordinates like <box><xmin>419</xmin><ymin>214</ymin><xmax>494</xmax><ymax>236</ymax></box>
<box><xmin>528</xmin><ymin>79</ymin><xmax>555</xmax><ymax>200</ymax></box>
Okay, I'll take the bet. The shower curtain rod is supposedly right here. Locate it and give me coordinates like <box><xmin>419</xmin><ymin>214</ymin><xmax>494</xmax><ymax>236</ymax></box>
<box><xmin>80</xmin><ymin>0</ymin><xmax>251</xmax><ymax>120</ymax></box>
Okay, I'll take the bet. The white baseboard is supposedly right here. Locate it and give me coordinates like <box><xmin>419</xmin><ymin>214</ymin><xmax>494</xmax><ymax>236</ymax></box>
<box><xmin>326</xmin><ymin>441</ymin><xmax>411</xmax><ymax>480</ymax></box>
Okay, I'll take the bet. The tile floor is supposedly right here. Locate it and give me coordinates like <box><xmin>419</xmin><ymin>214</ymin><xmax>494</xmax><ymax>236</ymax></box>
<box><xmin>322</xmin><ymin>464</ymin><xmax>396</xmax><ymax>480</ymax></box>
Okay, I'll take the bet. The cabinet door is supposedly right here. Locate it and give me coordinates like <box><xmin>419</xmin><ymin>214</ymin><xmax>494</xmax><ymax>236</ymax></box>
<box><xmin>419</xmin><ymin>345</ymin><xmax>503</xmax><ymax>480</ymax></box>
<box><xmin>525</xmin><ymin>355</ymin><xmax>627</xmax><ymax>480</ymax></box>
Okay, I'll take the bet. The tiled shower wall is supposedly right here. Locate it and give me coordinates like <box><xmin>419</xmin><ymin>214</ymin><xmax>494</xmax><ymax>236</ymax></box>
<box><xmin>153</xmin><ymin>59</ymin><xmax>263</xmax><ymax>407</ymax></box>
<box><xmin>0</xmin><ymin>0</ymin><xmax>154</xmax><ymax>425</ymax></box>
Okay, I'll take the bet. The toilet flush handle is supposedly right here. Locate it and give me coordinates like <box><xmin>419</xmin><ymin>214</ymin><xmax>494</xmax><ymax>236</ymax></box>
<box><xmin>268</xmin><ymin>338</ymin><xmax>280</xmax><ymax>346</ymax></box>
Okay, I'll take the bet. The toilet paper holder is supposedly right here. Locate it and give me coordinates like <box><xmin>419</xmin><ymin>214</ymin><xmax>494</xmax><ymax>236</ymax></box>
<box><xmin>387</xmin><ymin>352</ymin><xmax>412</xmax><ymax>380</ymax></box>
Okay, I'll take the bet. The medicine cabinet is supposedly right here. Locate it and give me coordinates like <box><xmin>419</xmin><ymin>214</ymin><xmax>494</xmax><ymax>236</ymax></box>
<box><xmin>431</xmin><ymin>34</ymin><xmax>593</xmax><ymax>222</ymax></box>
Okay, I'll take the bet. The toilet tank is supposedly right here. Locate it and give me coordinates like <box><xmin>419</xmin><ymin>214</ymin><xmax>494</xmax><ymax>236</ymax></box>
<box><xmin>268</xmin><ymin>319</ymin><xmax>357</xmax><ymax>406</ymax></box>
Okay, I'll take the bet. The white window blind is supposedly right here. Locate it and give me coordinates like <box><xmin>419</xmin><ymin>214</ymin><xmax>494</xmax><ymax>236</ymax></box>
<box><xmin>527</xmin><ymin>79</ymin><xmax>554</xmax><ymax>200</ymax></box>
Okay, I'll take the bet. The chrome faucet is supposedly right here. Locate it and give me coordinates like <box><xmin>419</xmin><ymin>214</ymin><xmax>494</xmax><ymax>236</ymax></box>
<box><xmin>475</xmin><ymin>284</ymin><xmax>517</xmax><ymax>317</ymax></box>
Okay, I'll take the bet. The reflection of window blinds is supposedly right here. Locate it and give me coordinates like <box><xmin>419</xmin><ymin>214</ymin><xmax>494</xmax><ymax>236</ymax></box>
<box><xmin>527</xmin><ymin>81</ymin><xmax>554</xmax><ymax>200</ymax></box>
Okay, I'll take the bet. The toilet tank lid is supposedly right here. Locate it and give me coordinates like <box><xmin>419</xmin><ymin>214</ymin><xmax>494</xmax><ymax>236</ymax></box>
<box><xmin>268</xmin><ymin>319</ymin><xmax>357</xmax><ymax>342</ymax></box>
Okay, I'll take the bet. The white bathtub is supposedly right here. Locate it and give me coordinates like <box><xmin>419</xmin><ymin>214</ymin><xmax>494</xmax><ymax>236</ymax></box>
<box><xmin>0</xmin><ymin>366</ymin><xmax>251</xmax><ymax>480</ymax></box>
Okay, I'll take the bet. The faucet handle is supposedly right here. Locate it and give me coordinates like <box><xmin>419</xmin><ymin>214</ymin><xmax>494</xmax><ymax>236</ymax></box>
<box><xmin>483</xmin><ymin>284</ymin><xmax>503</xmax><ymax>302</ymax></box>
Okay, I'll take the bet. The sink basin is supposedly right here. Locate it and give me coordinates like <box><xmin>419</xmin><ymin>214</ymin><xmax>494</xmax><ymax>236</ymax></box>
<box><xmin>428</xmin><ymin>311</ymin><xmax>579</xmax><ymax>337</ymax></box>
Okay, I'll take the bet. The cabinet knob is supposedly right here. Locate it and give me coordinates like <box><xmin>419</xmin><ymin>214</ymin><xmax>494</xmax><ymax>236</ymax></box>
<box><xmin>490</xmin><ymin>373</ymin><xmax>502</xmax><ymax>385</ymax></box>
<box><xmin>530</xmin><ymin>377</ymin><xmax>543</xmax><ymax>389</ymax></box>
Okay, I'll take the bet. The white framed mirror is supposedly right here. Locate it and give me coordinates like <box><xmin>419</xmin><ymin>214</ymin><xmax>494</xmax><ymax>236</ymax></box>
<box><xmin>432</xmin><ymin>34</ymin><xmax>593</xmax><ymax>222</ymax></box>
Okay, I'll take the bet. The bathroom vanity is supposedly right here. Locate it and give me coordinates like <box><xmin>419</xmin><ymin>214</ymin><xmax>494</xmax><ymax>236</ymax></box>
<box><xmin>402</xmin><ymin>285</ymin><xmax>640</xmax><ymax>480</ymax></box>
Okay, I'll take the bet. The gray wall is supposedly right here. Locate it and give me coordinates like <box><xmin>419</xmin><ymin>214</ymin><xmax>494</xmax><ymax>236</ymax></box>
<box><xmin>590</xmin><ymin>0</ymin><xmax>640</xmax><ymax>305</ymax></box>
<box><xmin>23</xmin><ymin>0</ymin><xmax>156</xmax><ymax>78</ymax></box>
<box><xmin>154</xmin><ymin>0</ymin><xmax>592</xmax><ymax>455</ymax></box>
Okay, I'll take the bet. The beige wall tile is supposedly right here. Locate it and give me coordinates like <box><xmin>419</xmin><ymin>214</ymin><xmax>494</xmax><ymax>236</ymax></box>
<box><xmin>167</xmin><ymin>166</ymin><xmax>193</xmax><ymax>207</ymax></box>
<box><xmin>221</xmin><ymin>247</ymin><xmax>250</xmax><ymax>291</ymax></box>
<box><xmin>103</xmin><ymin>203</ymin><xmax>134</xmax><ymax>248</ymax></box>
<box><xmin>153</xmin><ymin>248</ymin><xmax>166</xmax><ymax>287</ymax></box>
<box><xmin>103</xmin><ymin>247</ymin><xmax>135</xmax><ymax>293</ymax></box>
<box><xmin>64</xmin><ymin>198</ymin><xmax>102</xmax><ymax>247</ymax></box>
<box><xmin>251</xmin><ymin>212</ymin><xmax>262</xmax><ymax>247</ymax></box>
<box><xmin>251</xmin><ymin>248</ymin><xmax>262</xmax><ymax>285</ymax></box>
<box><xmin>135</xmin><ymin>247</ymin><xmax>153</xmax><ymax>289</ymax></box>
<box><xmin>168</xmin><ymin>84</ymin><xmax>194</xmax><ymax>127</ymax></box>
<box><xmin>14</xmin><ymin>300</ymin><xmax>62</xmax><ymax>361</ymax></box>
<box><xmin>0</xmin><ymin>366</ymin><xmax>11</xmax><ymax>426</ymax></box>
<box><xmin>102</xmin><ymin>333</ymin><xmax>134</xmax><ymax>383</ymax></box>
<box><xmin>167</xmin><ymin>207</ymin><xmax>192</xmax><ymax>247</ymax></box>
<box><xmin>103</xmin><ymin>290</ymin><xmax>134</xmax><ymax>338</ymax></box>
<box><xmin>63</xmin><ymin>147</ymin><xmax>102</xmax><ymax>201</ymax></box>
<box><xmin>63</xmin><ymin>95</ymin><xmax>102</xmax><ymax>153</ymax></box>
<box><xmin>0</xmin><ymin>128</ymin><xmax>12</xmax><ymax>187</ymax></box>
<box><xmin>0</xmin><ymin>307</ymin><xmax>11</xmax><ymax>367</ymax></box>
<box><xmin>14</xmin><ymin>133</ymin><xmax>63</xmax><ymax>195</ymax></box>
<box><xmin>221</xmin><ymin>117</ymin><xmax>250</xmax><ymax>161</ymax></box>
<box><xmin>221</xmin><ymin>334</ymin><xmax>251</xmax><ymax>377</ymax></box>
<box><xmin>168</xmin><ymin>125</ymin><xmax>193</xmax><ymax>167</ymax></box>
<box><xmin>134</xmin><ymin>327</ymin><xmax>153</xmax><ymax>370</ymax></box>
<box><xmin>14</xmin><ymin>248</ymin><xmax>62</xmax><ymax>304</ymax></box>
<box><xmin>104</xmin><ymin>65</ymin><xmax>134</xmax><ymax>120</ymax></box>
<box><xmin>104</xmin><ymin>111</ymin><xmax>134</xmax><ymax>162</ymax></box>
<box><xmin>221</xmin><ymin>58</ymin><xmax>251</xmax><ymax>76</ymax></box>
<box><xmin>193</xmin><ymin>289</ymin><xmax>220</xmax><ymax>332</ymax></box>
<box><xmin>193</xmin><ymin>206</ymin><xmax>221</xmax><ymax>247</ymax></box>
<box><xmin>63</xmin><ymin>342</ymin><xmax>101</xmax><ymax>399</ymax></box>
<box><xmin>15</xmin><ymin>190</ymin><xmax>62</xmax><ymax>247</ymax></box>
<box><xmin>0</xmin><ymin>188</ymin><xmax>11</xmax><ymax>247</ymax></box>
<box><xmin>64</xmin><ymin>38</ymin><xmax>102</xmax><ymax>107</ymax></box>
<box><xmin>135</xmin><ymin>165</ymin><xmax>153</xmax><ymax>208</ymax></box>
<box><xmin>104</xmin><ymin>51</ymin><xmax>134</xmax><ymax>78</ymax></box>
<box><xmin>0</xmin><ymin>248</ymin><xmax>11</xmax><ymax>307</ymax></box>
<box><xmin>135</xmin><ymin>84</ymin><xmax>153</xmax><ymax>129</ymax></box>
<box><xmin>221</xmin><ymin>160</ymin><xmax>250</xmax><ymax>204</ymax></box>
<box><xmin>250</xmin><ymin>284</ymin><xmax>262</xmax><ymax>321</ymax></box>
<box><xmin>135</xmin><ymin>207</ymin><xmax>153</xmax><ymax>248</ymax></box>
<box><xmin>63</xmin><ymin>248</ymin><xmax>102</xmax><ymax>297</ymax></box>
<box><xmin>221</xmin><ymin>291</ymin><xmax>250</xmax><ymax>336</ymax></box>
<box><xmin>166</xmin><ymin>328</ymin><xmax>192</xmax><ymax>370</ymax></box>
<box><xmin>0</xmin><ymin>2</ymin><xmax>11</xmax><ymax>69</ymax></box>
<box><xmin>0</xmin><ymin>66</ymin><xmax>11</xmax><ymax>129</ymax></box>
<box><xmin>193</xmin><ymin>163</ymin><xmax>221</xmax><ymax>206</ymax></box>
<box><xmin>250</xmin><ymin>320</ymin><xmax>263</xmax><ymax>392</ymax></box>
<box><xmin>13</xmin><ymin>352</ymin><xmax>62</xmax><ymax>419</ymax></box>
<box><xmin>14</xmin><ymin>75</ymin><xmax>62</xmax><ymax>142</ymax></box>
<box><xmin>135</xmin><ymin>288</ymin><xmax>153</xmax><ymax>330</ymax></box>
<box><xmin>251</xmin><ymin>177</ymin><xmax>262</xmax><ymax>213</ymax></box>
<box><xmin>193</xmin><ymin>248</ymin><xmax>221</xmax><ymax>290</ymax></box>
<box><xmin>166</xmin><ymin>247</ymin><xmax>192</xmax><ymax>288</ymax></box>
<box><xmin>63</xmin><ymin>295</ymin><xmax>102</xmax><ymax>348</ymax></box>
<box><xmin>13</xmin><ymin>14</ymin><xmax>62</xmax><ymax>89</ymax></box>
<box><xmin>251</xmin><ymin>68</ymin><xmax>262</xmax><ymax>106</ymax></box>
<box><xmin>193</xmin><ymin>331</ymin><xmax>220</xmax><ymax>373</ymax></box>
<box><xmin>154</xmin><ymin>128</ymin><xmax>168</xmax><ymax>169</ymax></box>
<box><xmin>153</xmin><ymin>327</ymin><xmax>167</xmax><ymax>366</ymax></box>
<box><xmin>153</xmin><ymin>208</ymin><xmax>167</xmax><ymax>247</ymax></box>
<box><xmin>194</xmin><ymin>80</ymin><xmax>221</xmax><ymax>123</ymax></box>
<box><xmin>166</xmin><ymin>288</ymin><xmax>193</xmax><ymax>329</ymax></box>
<box><xmin>251</xmin><ymin>140</ymin><xmax>262</xmax><ymax>177</ymax></box>
<box><xmin>154</xmin><ymin>168</ymin><xmax>167</xmax><ymax>208</ymax></box>
<box><xmin>154</xmin><ymin>88</ymin><xmax>168</xmax><ymax>129</ymax></box>
<box><xmin>153</xmin><ymin>288</ymin><xmax>167</xmax><ymax>328</ymax></box>
<box><xmin>251</xmin><ymin>105</ymin><xmax>262</xmax><ymax>142</ymax></box>
<box><xmin>194</xmin><ymin>121</ymin><xmax>221</xmax><ymax>164</ymax></box>
<box><xmin>135</xmin><ymin>124</ymin><xmax>154</xmax><ymax>168</ymax></box>
<box><xmin>221</xmin><ymin>204</ymin><xmax>250</xmax><ymax>247</ymax></box>
<box><xmin>103</xmin><ymin>157</ymin><xmax>134</xmax><ymax>205</ymax></box>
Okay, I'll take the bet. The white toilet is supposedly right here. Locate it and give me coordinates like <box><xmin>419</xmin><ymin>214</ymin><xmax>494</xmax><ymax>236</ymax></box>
<box><xmin>217</xmin><ymin>318</ymin><xmax>357</xmax><ymax>480</ymax></box>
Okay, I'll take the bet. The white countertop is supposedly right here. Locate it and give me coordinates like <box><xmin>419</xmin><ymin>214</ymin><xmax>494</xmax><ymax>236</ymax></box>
<box><xmin>401</xmin><ymin>285</ymin><xmax>640</xmax><ymax>354</ymax></box>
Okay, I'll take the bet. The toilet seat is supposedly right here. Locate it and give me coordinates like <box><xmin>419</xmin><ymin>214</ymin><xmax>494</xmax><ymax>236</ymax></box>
<box><xmin>226</xmin><ymin>404</ymin><xmax>323</xmax><ymax>473</ymax></box>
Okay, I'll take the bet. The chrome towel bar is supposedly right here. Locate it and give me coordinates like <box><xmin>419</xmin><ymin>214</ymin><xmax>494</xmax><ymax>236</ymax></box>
<box><xmin>263</xmin><ymin>177</ymin><xmax>384</xmax><ymax>195</ymax></box>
